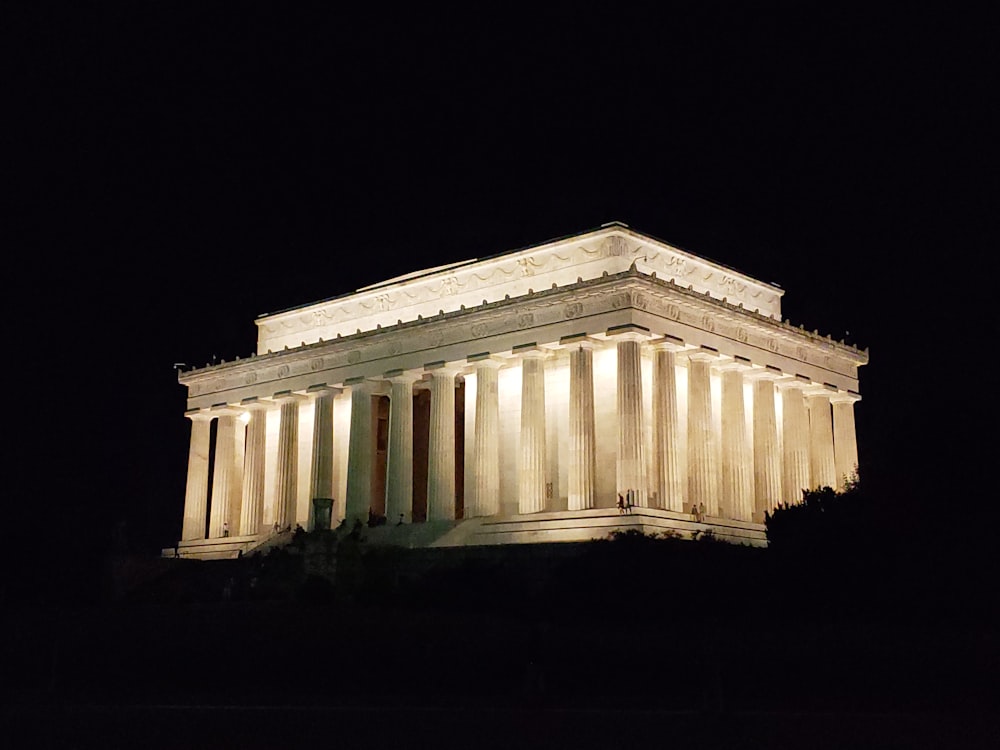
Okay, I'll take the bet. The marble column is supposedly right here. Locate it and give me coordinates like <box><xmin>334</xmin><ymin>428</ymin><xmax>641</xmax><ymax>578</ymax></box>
<box><xmin>385</xmin><ymin>371</ymin><xmax>418</xmax><ymax>523</ymax></box>
<box><xmin>518</xmin><ymin>348</ymin><xmax>548</xmax><ymax>514</ymax></box>
<box><xmin>807</xmin><ymin>391</ymin><xmax>837</xmax><ymax>490</ymax></box>
<box><xmin>239</xmin><ymin>400</ymin><xmax>268</xmax><ymax>536</ymax></box>
<box><xmin>612</xmin><ymin>328</ymin><xmax>648</xmax><ymax>507</ymax></box>
<box><xmin>567</xmin><ymin>340</ymin><xmax>596</xmax><ymax>511</ymax></box>
<box><xmin>208</xmin><ymin>411</ymin><xmax>241</xmax><ymax>538</ymax></box>
<box><xmin>345</xmin><ymin>378</ymin><xmax>375</xmax><ymax>524</ymax></box>
<box><xmin>651</xmin><ymin>338</ymin><xmax>684</xmax><ymax>511</ymax></box>
<box><xmin>308</xmin><ymin>386</ymin><xmax>338</xmax><ymax>526</ymax></box>
<box><xmin>750</xmin><ymin>371</ymin><xmax>782</xmax><ymax>519</ymax></box>
<box><xmin>719</xmin><ymin>363</ymin><xmax>753</xmax><ymax>521</ymax></box>
<box><xmin>471</xmin><ymin>357</ymin><xmax>502</xmax><ymax>517</ymax></box>
<box><xmin>832</xmin><ymin>393</ymin><xmax>860</xmax><ymax>490</ymax></box>
<box><xmin>273</xmin><ymin>394</ymin><xmax>303</xmax><ymax>531</ymax></box>
<box><xmin>427</xmin><ymin>364</ymin><xmax>459</xmax><ymax>521</ymax></box>
<box><xmin>780</xmin><ymin>380</ymin><xmax>811</xmax><ymax>504</ymax></box>
<box><xmin>687</xmin><ymin>350</ymin><xmax>719</xmax><ymax>516</ymax></box>
<box><xmin>182</xmin><ymin>411</ymin><xmax>212</xmax><ymax>541</ymax></box>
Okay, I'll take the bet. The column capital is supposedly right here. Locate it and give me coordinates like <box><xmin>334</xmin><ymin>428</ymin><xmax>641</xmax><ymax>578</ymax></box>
<box><xmin>649</xmin><ymin>334</ymin><xmax>688</xmax><ymax>352</ymax></box>
<box><xmin>305</xmin><ymin>383</ymin><xmax>343</xmax><ymax>397</ymax></box>
<box><xmin>423</xmin><ymin>360</ymin><xmax>463</xmax><ymax>376</ymax></box>
<box><xmin>185</xmin><ymin>408</ymin><xmax>213</xmax><ymax>422</ymax></box>
<box><xmin>270</xmin><ymin>389</ymin><xmax>309</xmax><ymax>403</ymax></box>
<box><xmin>776</xmin><ymin>374</ymin><xmax>812</xmax><ymax>390</ymax></box>
<box><xmin>684</xmin><ymin>345</ymin><xmax>721</xmax><ymax>363</ymax></box>
<box><xmin>239</xmin><ymin>396</ymin><xmax>271</xmax><ymax>411</ymax></box>
<box><xmin>830</xmin><ymin>390</ymin><xmax>862</xmax><ymax>404</ymax></box>
<box><xmin>209</xmin><ymin>402</ymin><xmax>242</xmax><ymax>416</ymax></box>
<box><xmin>804</xmin><ymin>382</ymin><xmax>839</xmax><ymax>399</ymax></box>
<box><xmin>467</xmin><ymin>353</ymin><xmax>504</xmax><ymax>368</ymax></box>
<box><xmin>558</xmin><ymin>333</ymin><xmax>600</xmax><ymax>350</ymax></box>
<box><xmin>605</xmin><ymin>323</ymin><xmax>652</xmax><ymax>342</ymax></box>
<box><xmin>716</xmin><ymin>355</ymin><xmax>754</xmax><ymax>373</ymax></box>
<box><xmin>511</xmin><ymin>343</ymin><xmax>550</xmax><ymax>360</ymax></box>
<box><xmin>383</xmin><ymin>368</ymin><xmax>422</xmax><ymax>384</ymax></box>
<box><xmin>344</xmin><ymin>376</ymin><xmax>378</xmax><ymax>393</ymax></box>
<box><xmin>744</xmin><ymin>365</ymin><xmax>784</xmax><ymax>381</ymax></box>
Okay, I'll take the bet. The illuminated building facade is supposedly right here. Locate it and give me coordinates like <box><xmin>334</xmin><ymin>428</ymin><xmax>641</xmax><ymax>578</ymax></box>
<box><xmin>171</xmin><ymin>224</ymin><xmax>866</xmax><ymax>558</ymax></box>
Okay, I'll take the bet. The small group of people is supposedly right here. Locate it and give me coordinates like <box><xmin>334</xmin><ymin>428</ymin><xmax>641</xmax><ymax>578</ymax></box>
<box><xmin>617</xmin><ymin>489</ymin><xmax>638</xmax><ymax>514</ymax></box>
<box><xmin>691</xmin><ymin>502</ymin><xmax>707</xmax><ymax>522</ymax></box>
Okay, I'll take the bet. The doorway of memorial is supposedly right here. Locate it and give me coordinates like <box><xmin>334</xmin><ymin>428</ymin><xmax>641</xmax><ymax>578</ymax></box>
<box><xmin>369</xmin><ymin>395</ymin><xmax>389</xmax><ymax>522</ymax></box>
<box><xmin>412</xmin><ymin>388</ymin><xmax>429</xmax><ymax>522</ymax></box>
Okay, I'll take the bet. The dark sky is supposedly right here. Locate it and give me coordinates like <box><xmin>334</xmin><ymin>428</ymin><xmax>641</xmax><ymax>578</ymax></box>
<box><xmin>7</xmin><ymin>5</ymin><xmax>995</xmax><ymax>581</ymax></box>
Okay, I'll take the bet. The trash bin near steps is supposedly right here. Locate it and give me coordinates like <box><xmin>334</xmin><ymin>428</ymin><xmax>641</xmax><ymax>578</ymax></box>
<box><xmin>311</xmin><ymin>497</ymin><xmax>333</xmax><ymax>530</ymax></box>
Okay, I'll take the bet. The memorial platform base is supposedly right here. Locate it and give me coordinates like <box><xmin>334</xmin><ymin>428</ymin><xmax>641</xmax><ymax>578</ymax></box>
<box><xmin>163</xmin><ymin>508</ymin><xmax>766</xmax><ymax>559</ymax></box>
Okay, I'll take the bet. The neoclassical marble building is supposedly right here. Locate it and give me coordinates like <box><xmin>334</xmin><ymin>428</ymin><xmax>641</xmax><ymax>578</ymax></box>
<box><xmin>171</xmin><ymin>224</ymin><xmax>866</xmax><ymax>558</ymax></box>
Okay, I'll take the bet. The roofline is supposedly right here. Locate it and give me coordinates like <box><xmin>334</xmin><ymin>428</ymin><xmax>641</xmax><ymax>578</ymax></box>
<box><xmin>256</xmin><ymin>222</ymin><xmax>783</xmax><ymax>320</ymax></box>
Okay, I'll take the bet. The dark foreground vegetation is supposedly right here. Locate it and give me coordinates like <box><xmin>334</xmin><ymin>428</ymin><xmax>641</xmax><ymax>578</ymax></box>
<box><xmin>2</xmin><ymin>482</ymin><xmax>998</xmax><ymax>749</ymax></box>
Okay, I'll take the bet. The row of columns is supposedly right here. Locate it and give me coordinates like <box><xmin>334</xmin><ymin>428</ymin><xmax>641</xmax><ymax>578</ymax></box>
<box><xmin>183</xmin><ymin>334</ymin><xmax>859</xmax><ymax>540</ymax></box>
<box><xmin>684</xmin><ymin>354</ymin><xmax>859</xmax><ymax>520</ymax></box>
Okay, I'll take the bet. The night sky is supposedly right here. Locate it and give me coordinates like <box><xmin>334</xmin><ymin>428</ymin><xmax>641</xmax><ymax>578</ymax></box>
<box><xmin>8</xmin><ymin>6</ymin><xmax>994</xmax><ymax>593</ymax></box>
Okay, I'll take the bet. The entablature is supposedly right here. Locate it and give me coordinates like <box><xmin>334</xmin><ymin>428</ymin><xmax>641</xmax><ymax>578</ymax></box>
<box><xmin>181</xmin><ymin>266</ymin><xmax>866</xmax><ymax>411</ymax></box>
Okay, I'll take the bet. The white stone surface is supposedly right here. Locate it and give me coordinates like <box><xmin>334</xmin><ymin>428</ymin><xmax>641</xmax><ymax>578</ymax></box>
<box><xmin>209</xmin><ymin>413</ymin><xmax>240</xmax><ymax>539</ymax></box>
<box><xmin>807</xmin><ymin>392</ymin><xmax>837</xmax><ymax>490</ymax></box>
<box><xmin>294</xmin><ymin>395</ymin><xmax>313</xmax><ymax>529</ymax></box>
<box><xmin>518</xmin><ymin>350</ymin><xmax>547</xmax><ymax>514</ymax></box>
<box><xmin>385</xmin><ymin>373</ymin><xmax>417</xmax><ymax>523</ymax></box>
<box><xmin>345</xmin><ymin>380</ymin><xmax>374</xmax><ymax>523</ymax></box>
<box><xmin>332</xmin><ymin>390</ymin><xmax>350</xmax><ymax>523</ymax></box>
<box><xmin>613</xmin><ymin>333</ymin><xmax>648</xmax><ymax>507</ymax></box>
<box><xmin>182</xmin><ymin>413</ymin><xmax>211</xmax><ymax>541</ymax></box>
<box><xmin>687</xmin><ymin>352</ymin><xmax>719</xmax><ymax>515</ymax></box>
<box><xmin>427</xmin><ymin>366</ymin><xmax>458</xmax><ymax>520</ymax></box>
<box><xmin>273</xmin><ymin>397</ymin><xmax>301</xmax><ymax>530</ymax></box>
<box><xmin>751</xmin><ymin>373</ymin><xmax>782</xmax><ymax>517</ymax></box>
<box><xmin>780</xmin><ymin>382</ymin><xmax>811</xmax><ymax>504</ymax></box>
<box><xmin>832</xmin><ymin>394</ymin><xmax>860</xmax><ymax>489</ymax></box>
<box><xmin>651</xmin><ymin>343</ymin><xmax>684</xmax><ymax>511</ymax></box>
<box><xmin>567</xmin><ymin>342</ymin><xmax>596</xmax><ymax>510</ymax></box>
<box><xmin>239</xmin><ymin>402</ymin><xmax>267</xmax><ymax>536</ymax></box>
<box><xmin>471</xmin><ymin>359</ymin><xmax>502</xmax><ymax>517</ymax></box>
<box><xmin>720</xmin><ymin>367</ymin><xmax>753</xmax><ymax>521</ymax></box>
<box><xmin>254</xmin><ymin>226</ymin><xmax>785</xmax><ymax>354</ymax></box>
<box><xmin>308</xmin><ymin>388</ymin><xmax>336</xmax><ymax>526</ymax></box>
